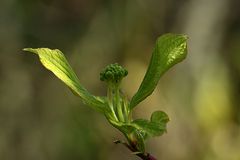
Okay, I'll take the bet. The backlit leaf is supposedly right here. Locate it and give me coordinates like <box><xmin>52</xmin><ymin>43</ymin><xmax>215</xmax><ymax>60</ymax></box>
<box><xmin>23</xmin><ymin>48</ymin><xmax>107</xmax><ymax>113</ymax></box>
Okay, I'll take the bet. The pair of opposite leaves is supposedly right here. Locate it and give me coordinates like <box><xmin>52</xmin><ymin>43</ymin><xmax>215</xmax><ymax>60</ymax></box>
<box><xmin>23</xmin><ymin>33</ymin><xmax>187</xmax><ymax>152</ymax></box>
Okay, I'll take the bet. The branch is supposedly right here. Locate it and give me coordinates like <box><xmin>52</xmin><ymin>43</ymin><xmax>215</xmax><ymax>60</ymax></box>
<box><xmin>136</xmin><ymin>152</ymin><xmax>157</xmax><ymax>160</ymax></box>
<box><xmin>114</xmin><ymin>140</ymin><xmax>157</xmax><ymax>160</ymax></box>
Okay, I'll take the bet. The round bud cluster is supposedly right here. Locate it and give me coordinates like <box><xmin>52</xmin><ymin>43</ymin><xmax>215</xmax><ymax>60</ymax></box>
<box><xmin>100</xmin><ymin>63</ymin><xmax>128</xmax><ymax>83</ymax></box>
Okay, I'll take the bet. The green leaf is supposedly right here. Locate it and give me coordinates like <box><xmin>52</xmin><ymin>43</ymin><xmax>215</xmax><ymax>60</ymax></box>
<box><xmin>115</xmin><ymin>111</ymin><xmax>169</xmax><ymax>152</ymax></box>
<box><xmin>117</xmin><ymin>124</ymin><xmax>146</xmax><ymax>153</ymax></box>
<box><xmin>129</xmin><ymin>129</ymin><xmax>145</xmax><ymax>153</ymax></box>
<box><xmin>151</xmin><ymin>110</ymin><xmax>169</xmax><ymax>124</ymax></box>
<box><xmin>132</xmin><ymin>111</ymin><xmax>169</xmax><ymax>139</ymax></box>
<box><xmin>23</xmin><ymin>48</ymin><xmax>107</xmax><ymax>113</ymax></box>
<box><xmin>130</xmin><ymin>33</ymin><xmax>188</xmax><ymax>109</ymax></box>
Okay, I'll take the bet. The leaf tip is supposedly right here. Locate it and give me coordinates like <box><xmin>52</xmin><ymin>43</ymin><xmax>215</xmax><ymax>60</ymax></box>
<box><xmin>22</xmin><ymin>48</ymin><xmax>31</xmax><ymax>51</ymax></box>
<box><xmin>22</xmin><ymin>48</ymin><xmax>37</xmax><ymax>54</ymax></box>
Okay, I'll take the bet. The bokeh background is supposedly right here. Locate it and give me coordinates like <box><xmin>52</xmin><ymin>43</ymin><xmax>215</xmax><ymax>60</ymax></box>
<box><xmin>1</xmin><ymin>0</ymin><xmax>240</xmax><ymax>160</ymax></box>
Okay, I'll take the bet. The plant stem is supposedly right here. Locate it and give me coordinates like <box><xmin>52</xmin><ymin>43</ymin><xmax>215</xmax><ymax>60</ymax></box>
<box><xmin>115</xmin><ymin>85</ymin><xmax>125</xmax><ymax>122</ymax></box>
<box><xmin>115</xmin><ymin>140</ymin><xmax>157</xmax><ymax>160</ymax></box>
<box><xmin>107</xmin><ymin>86</ymin><xmax>118</xmax><ymax>121</ymax></box>
<box><xmin>136</xmin><ymin>153</ymin><xmax>157</xmax><ymax>160</ymax></box>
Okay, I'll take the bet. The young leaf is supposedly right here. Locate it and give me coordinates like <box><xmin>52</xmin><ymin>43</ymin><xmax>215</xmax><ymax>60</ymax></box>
<box><xmin>129</xmin><ymin>129</ymin><xmax>146</xmax><ymax>153</ymax></box>
<box><xmin>132</xmin><ymin>111</ymin><xmax>169</xmax><ymax>139</ymax></box>
<box><xmin>23</xmin><ymin>48</ymin><xmax>107</xmax><ymax>113</ymax></box>
<box><xmin>151</xmin><ymin>110</ymin><xmax>169</xmax><ymax>124</ymax></box>
<box><xmin>117</xmin><ymin>124</ymin><xmax>146</xmax><ymax>153</ymax></box>
<box><xmin>115</xmin><ymin>110</ymin><xmax>169</xmax><ymax>153</ymax></box>
<box><xmin>130</xmin><ymin>34</ymin><xmax>188</xmax><ymax>109</ymax></box>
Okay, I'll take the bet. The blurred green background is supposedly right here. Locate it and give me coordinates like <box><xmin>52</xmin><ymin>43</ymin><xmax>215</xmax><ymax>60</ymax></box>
<box><xmin>1</xmin><ymin>0</ymin><xmax>240</xmax><ymax>160</ymax></box>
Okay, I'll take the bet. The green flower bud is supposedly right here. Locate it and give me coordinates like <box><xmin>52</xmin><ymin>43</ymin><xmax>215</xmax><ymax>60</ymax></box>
<box><xmin>100</xmin><ymin>63</ymin><xmax>128</xmax><ymax>84</ymax></box>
